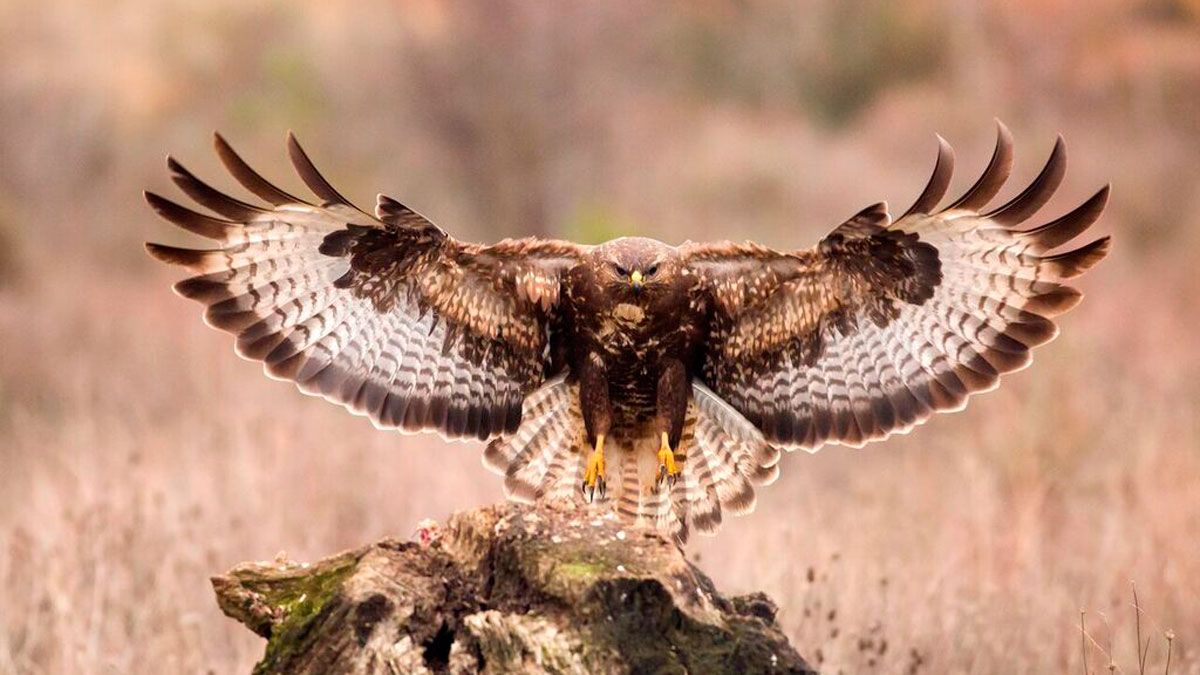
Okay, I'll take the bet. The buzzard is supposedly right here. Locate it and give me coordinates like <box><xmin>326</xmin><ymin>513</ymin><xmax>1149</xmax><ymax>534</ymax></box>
<box><xmin>146</xmin><ymin>122</ymin><xmax>1110</xmax><ymax>542</ymax></box>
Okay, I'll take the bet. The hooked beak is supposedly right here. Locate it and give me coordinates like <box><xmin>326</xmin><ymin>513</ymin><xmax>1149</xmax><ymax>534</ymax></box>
<box><xmin>629</xmin><ymin>269</ymin><xmax>644</xmax><ymax>292</ymax></box>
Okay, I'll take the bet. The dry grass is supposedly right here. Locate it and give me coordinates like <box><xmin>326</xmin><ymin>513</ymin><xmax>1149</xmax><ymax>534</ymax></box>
<box><xmin>2</xmin><ymin>1</ymin><xmax>1200</xmax><ymax>673</ymax></box>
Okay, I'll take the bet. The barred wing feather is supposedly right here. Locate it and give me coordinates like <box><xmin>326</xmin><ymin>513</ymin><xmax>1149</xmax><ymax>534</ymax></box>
<box><xmin>146</xmin><ymin>133</ymin><xmax>586</xmax><ymax>440</ymax></box>
<box><xmin>690</xmin><ymin>122</ymin><xmax>1111</xmax><ymax>451</ymax></box>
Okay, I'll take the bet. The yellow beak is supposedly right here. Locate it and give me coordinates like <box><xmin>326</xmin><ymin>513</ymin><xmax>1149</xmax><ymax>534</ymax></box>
<box><xmin>629</xmin><ymin>269</ymin><xmax>644</xmax><ymax>290</ymax></box>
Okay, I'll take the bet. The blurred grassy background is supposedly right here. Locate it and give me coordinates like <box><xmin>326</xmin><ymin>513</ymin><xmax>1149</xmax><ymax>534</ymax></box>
<box><xmin>1</xmin><ymin>1</ymin><xmax>1198</xmax><ymax>672</ymax></box>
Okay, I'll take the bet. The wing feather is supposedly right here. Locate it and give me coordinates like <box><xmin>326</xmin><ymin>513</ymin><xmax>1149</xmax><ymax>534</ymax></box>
<box><xmin>147</xmin><ymin>134</ymin><xmax>588</xmax><ymax>441</ymax></box>
<box><xmin>212</xmin><ymin>132</ymin><xmax>310</xmax><ymax>206</ymax></box>
<box><xmin>685</xmin><ymin>124</ymin><xmax>1110</xmax><ymax>451</ymax></box>
<box><xmin>899</xmin><ymin>134</ymin><xmax>955</xmax><ymax>220</ymax></box>
<box><xmin>945</xmin><ymin>120</ymin><xmax>1015</xmax><ymax>211</ymax></box>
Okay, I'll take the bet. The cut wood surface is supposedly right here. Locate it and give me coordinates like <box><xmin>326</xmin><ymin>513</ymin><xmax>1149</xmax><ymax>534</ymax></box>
<box><xmin>212</xmin><ymin>500</ymin><xmax>814</xmax><ymax>674</ymax></box>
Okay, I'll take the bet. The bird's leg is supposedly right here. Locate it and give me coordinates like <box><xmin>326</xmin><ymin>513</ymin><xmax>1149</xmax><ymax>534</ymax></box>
<box><xmin>579</xmin><ymin>353</ymin><xmax>611</xmax><ymax>503</ymax></box>
<box><xmin>582</xmin><ymin>434</ymin><xmax>607</xmax><ymax>502</ymax></box>
<box><xmin>656</xmin><ymin>431</ymin><xmax>679</xmax><ymax>487</ymax></box>
<box><xmin>654</xmin><ymin>360</ymin><xmax>688</xmax><ymax>489</ymax></box>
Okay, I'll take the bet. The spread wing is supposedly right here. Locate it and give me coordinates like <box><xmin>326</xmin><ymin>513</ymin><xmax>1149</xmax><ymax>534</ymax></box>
<box><xmin>146</xmin><ymin>133</ymin><xmax>588</xmax><ymax>440</ymax></box>
<box><xmin>684</xmin><ymin>122</ymin><xmax>1111</xmax><ymax>451</ymax></box>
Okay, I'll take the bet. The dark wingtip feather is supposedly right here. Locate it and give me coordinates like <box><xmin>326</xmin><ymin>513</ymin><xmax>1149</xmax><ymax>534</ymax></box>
<box><xmin>1001</xmin><ymin>322</ymin><xmax>1054</xmax><ymax>351</ymax></box>
<box><xmin>1043</xmin><ymin>236</ymin><xmax>1112</xmax><ymax>280</ymax></box>
<box><xmin>166</xmin><ymin>155</ymin><xmax>266</xmax><ymax>220</ymax></box>
<box><xmin>266</xmin><ymin>351</ymin><xmax>308</xmax><ymax>381</ymax></box>
<box><xmin>173</xmin><ymin>275</ymin><xmax>232</xmax><ymax>302</ymax></box>
<box><xmin>380</xmin><ymin>394</ymin><xmax>411</xmax><ymax>430</ymax></box>
<box><xmin>1027</xmin><ymin>286</ymin><xmax>1084</xmax><ymax>316</ymax></box>
<box><xmin>945</xmin><ymin>119</ymin><xmax>1015</xmax><ymax>211</ymax></box>
<box><xmin>144</xmin><ymin>190</ymin><xmax>234</xmax><ymax>239</ymax></box>
<box><xmin>145</xmin><ymin>242</ymin><xmax>209</xmax><ymax>269</ymax></box>
<box><xmin>1019</xmin><ymin>184</ymin><xmax>1110</xmax><ymax>250</ymax></box>
<box><xmin>235</xmin><ymin>327</ymin><xmax>288</xmax><ymax>357</ymax></box>
<box><xmin>928</xmin><ymin>377</ymin><xmax>968</xmax><ymax>411</ymax></box>
<box><xmin>212</xmin><ymin>131</ymin><xmax>307</xmax><ymax>206</ymax></box>
<box><xmin>900</xmin><ymin>134</ymin><xmax>955</xmax><ymax>220</ymax></box>
<box><xmin>1006</xmin><ymin>314</ymin><xmax>1059</xmax><ymax>347</ymax></box>
<box><xmin>955</xmin><ymin>359</ymin><xmax>1000</xmax><ymax>392</ymax></box>
<box><xmin>986</xmin><ymin>135</ymin><xmax>1067</xmax><ymax>226</ymax></box>
<box><xmin>285</xmin><ymin>131</ymin><xmax>356</xmax><ymax>208</ymax></box>
<box><xmin>144</xmin><ymin>241</ymin><xmax>174</xmax><ymax>263</ymax></box>
<box><xmin>980</xmin><ymin>347</ymin><xmax>1033</xmax><ymax>374</ymax></box>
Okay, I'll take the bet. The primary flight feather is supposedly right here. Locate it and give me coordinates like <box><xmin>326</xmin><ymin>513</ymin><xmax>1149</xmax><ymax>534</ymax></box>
<box><xmin>147</xmin><ymin>122</ymin><xmax>1110</xmax><ymax>542</ymax></box>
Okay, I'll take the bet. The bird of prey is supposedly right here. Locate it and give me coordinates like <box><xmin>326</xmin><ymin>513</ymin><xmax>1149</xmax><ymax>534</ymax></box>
<box><xmin>146</xmin><ymin>122</ymin><xmax>1109</xmax><ymax>542</ymax></box>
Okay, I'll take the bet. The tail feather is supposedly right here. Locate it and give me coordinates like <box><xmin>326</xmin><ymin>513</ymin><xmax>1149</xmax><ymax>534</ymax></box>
<box><xmin>484</xmin><ymin>374</ymin><xmax>577</xmax><ymax>502</ymax></box>
<box><xmin>536</xmin><ymin>432</ymin><xmax>585</xmax><ymax>502</ymax></box>
<box><xmin>613</xmin><ymin>450</ymin><xmax>642</xmax><ymax>520</ymax></box>
<box><xmin>483</xmin><ymin>375</ymin><xmax>781</xmax><ymax>543</ymax></box>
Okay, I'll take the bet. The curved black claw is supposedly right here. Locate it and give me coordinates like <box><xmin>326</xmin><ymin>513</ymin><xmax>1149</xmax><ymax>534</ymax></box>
<box><xmin>654</xmin><ymin>464</ymin><xmax>680</xmax><ymax>492</ymax></box>
<box><xmin>581</xmin><ymin>476</ymin><xmax>608</xmax><ymax>503</ymax></box>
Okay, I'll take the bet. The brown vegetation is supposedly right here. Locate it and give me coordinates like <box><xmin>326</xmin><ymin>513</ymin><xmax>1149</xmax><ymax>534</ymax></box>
<box><xmin>1</xmin><ymin>1</ymin><xmax>1198</xmax><ymax>673</ymax></box>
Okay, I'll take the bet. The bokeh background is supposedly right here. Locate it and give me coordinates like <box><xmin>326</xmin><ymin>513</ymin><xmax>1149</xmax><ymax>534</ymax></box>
<box><xmin>2</xmin><ymin>1</ymin><xmax>1198</xmax><ymax>673</ymax></box>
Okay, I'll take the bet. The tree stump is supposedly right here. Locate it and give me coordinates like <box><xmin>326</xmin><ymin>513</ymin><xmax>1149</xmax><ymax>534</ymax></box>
<box><xmin>212</xmin><ymin>500</ymin><xmax>815</xmax><ymax>674</ymax></box>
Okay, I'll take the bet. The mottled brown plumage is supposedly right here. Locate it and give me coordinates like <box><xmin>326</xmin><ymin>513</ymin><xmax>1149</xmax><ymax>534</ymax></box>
<box><xmin>147</xmin><ymin>123</ymin><xmax>1110</xmax><ymax>542</ymax></box>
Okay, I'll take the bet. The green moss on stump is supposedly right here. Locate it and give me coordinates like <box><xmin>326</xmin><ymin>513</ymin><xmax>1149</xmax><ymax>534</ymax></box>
<box><xmin>214</xmin><ymin>502</ymin><xmax>815</xmax><ymax>674</ymax></box>
<box><xmin>250</xmin><ymin>558</ymin><xmax>357</xmax><ymax>673</ymax></box>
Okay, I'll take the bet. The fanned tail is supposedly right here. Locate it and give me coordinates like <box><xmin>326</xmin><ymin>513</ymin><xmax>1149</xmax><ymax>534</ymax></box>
<box><xmin>482</xmin><ymin>374</ymin><xmax>585</xmax><ymax>502</ymax></box>
<box><xmin>483</xmin><ymin>376</ymin><xmax>781</xmax><ymax>543</ymax></box>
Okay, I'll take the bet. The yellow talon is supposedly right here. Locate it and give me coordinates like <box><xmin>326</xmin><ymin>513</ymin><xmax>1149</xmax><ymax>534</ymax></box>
<box><xmin>582</xmin><ymin>434</ymin><xmax>607</xmax><ymax>501</ymax></box>
<box><xmin>656</xmin><ymin>431</ymin><xmax>679</xmax><ymax>486</ymax></box>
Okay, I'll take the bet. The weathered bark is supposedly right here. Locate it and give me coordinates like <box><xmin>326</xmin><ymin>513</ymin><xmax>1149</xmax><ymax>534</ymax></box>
<box><xmin>212</xmin><ymin>500</ymin><xmax>815</xmax><ymax>674</ymax></box>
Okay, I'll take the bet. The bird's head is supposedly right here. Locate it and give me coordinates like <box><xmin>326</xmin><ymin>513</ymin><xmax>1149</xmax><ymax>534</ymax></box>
<box><xmin>593</xmin><ymin>237</ymin><xmax>679</xmax><ymax>300</ymax></box>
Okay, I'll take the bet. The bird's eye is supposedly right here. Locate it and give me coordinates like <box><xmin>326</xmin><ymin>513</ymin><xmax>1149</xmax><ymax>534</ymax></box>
<box><xmin>645</xmin><ymin>264</ymin><xmax>659</xmax><ymax>276</ymax></box>
<box><xmin>613</xmin><ymin>264</ymin><xmax>628</xmax><ymax>276</ymax></box>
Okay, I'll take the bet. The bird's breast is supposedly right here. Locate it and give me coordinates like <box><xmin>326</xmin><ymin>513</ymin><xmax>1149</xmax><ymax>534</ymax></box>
<box><xmin>612</xmin><ymin>302</ymin><xmax>646</xmax><ymax>326</ymax></box>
